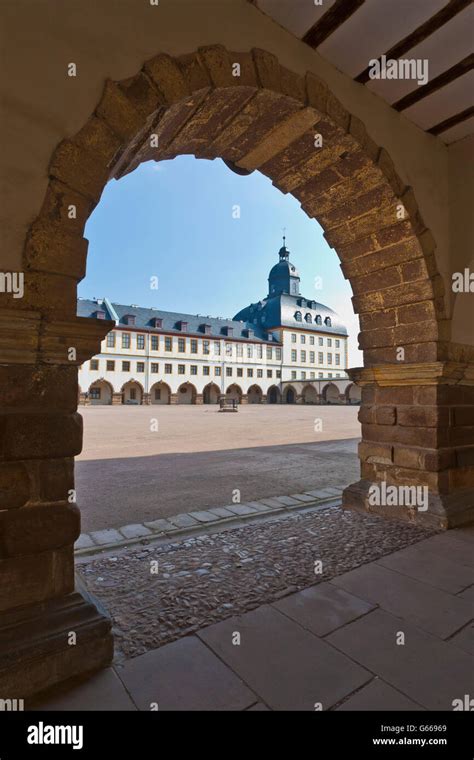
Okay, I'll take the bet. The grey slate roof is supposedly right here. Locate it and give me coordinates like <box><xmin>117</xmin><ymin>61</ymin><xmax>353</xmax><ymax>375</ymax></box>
<box><xmin>77</xmin><ymin>299</ymin><xmax>280</xmax><ymax>343</ymax></box>
<box><xmin>233</xmin><ymin>294</ymin><xmax>348</xmax><ymax>336</ymax></box>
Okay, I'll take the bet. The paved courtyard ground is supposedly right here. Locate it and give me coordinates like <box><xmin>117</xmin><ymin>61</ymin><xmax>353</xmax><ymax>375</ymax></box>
<box><xmin>77</xmin><ymin>405</ymin><xmax>360</xmax><ymax>531</ymax></box>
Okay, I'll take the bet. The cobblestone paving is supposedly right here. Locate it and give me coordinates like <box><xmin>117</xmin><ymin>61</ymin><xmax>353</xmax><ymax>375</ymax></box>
<box><xmin>77</xmin><ymin>506</ymin><xmax>437</xmax><ymax>661</ymax></box>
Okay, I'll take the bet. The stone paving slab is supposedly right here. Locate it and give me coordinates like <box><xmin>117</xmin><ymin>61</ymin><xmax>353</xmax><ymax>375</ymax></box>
<box><xmin>327</xmin><ymin>608</ymin><xmax>474</xmax><ymax>711</ymax></box>
<box><xmin>30</xmin><ymin>668</ymin><xmax>137</xmax><ymax>711</ymax></box>
<box><xmin>197</xmin><ymin>605</ymin><xmax>372</xmax><ymax>711</ymax></box>
<box><xmin>90</xmin><ymin>528</ymin><xmax>123</xmax><ymax>546</ymax></box>
<box><xmin>331</xmin><ymin>562</ymin><xmax>474</xmax><ymax>639</ymax></box>
<box><xmin>189</xmin><ymin>510</ymin><xmax>218</xmax><ymax>523</ymax></box>
<box><xmin>245</xmin><ymin>500</ymin><xmax>275</xmax><ymax>511</ymax></box>
<box><xmin>458</xmin><ymin>585</ymin><xmax>474</xmax><ymax>603</ymax></box>
<box><xmin>143</xmin><ymin>518</ymin><xmax>175</xmax><ymax>532</ymax></box>
<box><xmin>414</xmin><ymin>533</ymin><xmax>474</xmax><ymax>569</ymax></box>
<box><xmin>115</xmin><ymin>635</ymin><xmax>256</xmax><ymax>711</ymax></box>
<box><xmin>225</xmin><ymin>504</ymin><xmax>258</xmax><ymax>516</ymax></box>
<box><xmin>289</xmin><ymin>493</ymin><xmax>316</xmax><ymax>503</ymax></box>
<box><xmin>449</xmin><ymin>623</ymin><xmax>474</xmax><ymax>656</ymax></box>
<box><xmin>304</xmin><ymin>488</ymin><xmax>340</xmax><ymax>499</ymax></box>
<box><xmin>168</xmin><ymin>513</ymin><xmax>199</xmax><ymax>528</ymax></box>
<box><xmin>259</xmin><ymin>497</ymin><xmax>287</xmax><ymax>508</ymax></box>
<box><xmin>376</xmin><ymin>543</ymin><xmax>474</xmax><ymax>594</ymax></box>
<box><xmin>75</xmin><ymin>533</ymin><xmax>95</xmax><ymax>550</ymax></box>
<box><xmin>273</xmin><ymin>495</ymin><xmax>301</xmax><ymax>506</ymax></box>
<box><xmin>209</xmin><ymin>507</ymin><xmax>235</xmax><ymax>519</ymax></box>
<box><xmin>335</xmin><ymin>678</ymin><xmax>424</xmax><ymax>711</ymax></box>
<box><xmin>272</xmin><ymin>582</ymin><xmax>375</xmax><ymax>637</ymax></box>
<box><xmin>119</xmin><ymin>523</ymin><xmax>153</xmax><ymax>539</ymax></box>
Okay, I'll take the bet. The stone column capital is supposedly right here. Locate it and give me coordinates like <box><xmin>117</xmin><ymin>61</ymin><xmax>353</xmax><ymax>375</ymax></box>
<box><xmin>347</xmin><ymin>361</ymin><xmax>474</xmax><ymax>387</ymax></box>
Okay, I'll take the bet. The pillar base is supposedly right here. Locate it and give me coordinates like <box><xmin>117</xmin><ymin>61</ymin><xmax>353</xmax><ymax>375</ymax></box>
<box><xmin>0</xmin><ymin>589</ymin><xmax>113</xmax><ymax>699</ymax></box>
<box><xmin>343</xmin><ymin>479</ymin><xmax>474</xmax><ymax>530</ymax></box>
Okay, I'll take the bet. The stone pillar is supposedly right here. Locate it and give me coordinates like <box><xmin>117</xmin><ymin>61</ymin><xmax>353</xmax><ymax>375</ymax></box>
<box><xmin>170</xmin><ymin>393</ymin><xmax>178</xmax><ymax>404</ymax></box>
<box><xmin>343</xmin><ymin>363</ymin><xmax>474</xmax><ymax>529</ymax></box>
<box><xmin>0</xmin><ymin>315</ymin><xmax>114</xmax><ymax>697</ymax></box>
<box><xmin>195</xmin><ymin>393</ymin><xmax>204</xmax><ymax>405</ymax></box>
<box><xmin>112</xmin><ymin>392</ymin><xmax>122</xmax><ymax>405</ymax></box>
<box><xmin>240</xmin><ymin>394</ymin><xmax>248</xmax><ymax>404</ymax></box>
<box><xmin>296</xmin><ymin>394</ymin><xmax>303</xmax><ymax>404</ymax></box>
<box><xmin>262</xmin><ymin>394</ymin><xmax>267</xmax><ymax>404</ymax></box>
<box><xmin>143</xmin><ymin>392</ymin><xmax>151</xmax><ymax>405</ymax></box>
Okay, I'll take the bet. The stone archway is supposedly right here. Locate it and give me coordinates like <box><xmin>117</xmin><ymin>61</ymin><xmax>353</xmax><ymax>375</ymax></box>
<box><xmin>247</xmin><ymin>384</ymin><xmax>263</xmax><ymax>404</ymax></box>
<box><xmin>177</xmin><ymin>382</ymin><xmax>197</xmax><ymax>404</ymax></box>
<box><xmin>345</xmin><ymin>382</ymin><xmax>362</xmax><ymax>405</ymax></box>
<box><xmin>121</xmin><ymin>380</ymin><xmax>144</xmax><ymax>405</ymax></box>
<box><xmin>89</xmin><ymin>379</ymin><xmax>113</xmax><ymax>405</ymax></box>
<box><xmin>203</xmin><ymin>382</ymin><xmax>220</xmax><ymax>404</ymax></box>
<box><xmin>267</xmin><ymin>385</ymin><xmax>281</xmax><ymax>404</ymax></box>
<box><xmin>302</xmin><ymin>384</ymin><xmax>318</xmax><ymax>405</ymax></box>
<box><xmin>322</xmin><ymin>382</ymin><xmax>340</xmax><ymax>405</ymax></box>
<box><xmin>150</xmin><ymin>381</ymin><xmax>171</xmax><ymax>405</ymax></box>
<box><xmin>3</xmin><ymin>44</ymin><xmax>472</xmax><ymax>699</ymax></box>
<box><xmin>226</xmin><ymin>384</ymin><xmax>243</xmax><ymax>405</ymax></box>
<box><xmin>284</xmin><ymin>386</ymin><xmax>296</xmax><ymax>404</ymax></box>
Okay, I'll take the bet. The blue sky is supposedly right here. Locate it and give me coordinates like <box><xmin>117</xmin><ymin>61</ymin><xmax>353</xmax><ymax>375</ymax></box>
<box><xmin>81</xmin><ymin>155</ymin><xmax>362</xmax><ymax>366</ymax></box>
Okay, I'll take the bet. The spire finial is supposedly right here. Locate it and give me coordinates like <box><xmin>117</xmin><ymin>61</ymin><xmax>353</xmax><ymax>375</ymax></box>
<box><xmin>282</xmin><ymin>227</ymin><xmax>286</xmax><ymax>247</ymax></box>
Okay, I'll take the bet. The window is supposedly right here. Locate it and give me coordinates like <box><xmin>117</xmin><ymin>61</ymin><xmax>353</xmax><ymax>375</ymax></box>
<box><xmin>215</xmin><ymin>366</ymin><xmax>221</xmax><ymax>376</ymax></box>
<box><xmin>225</xmin><ymin>343</ymin><xmax>232</xmax><ymax>356</ymax></box>
<box><xmin>165</xmin><ymin>364</ymin><xmax>172</xmax><ymax>374</ymax></box>
<box><xmin>301</xmin><ymin>350</ymin><xmax>306</xmax><ymax>362</ymax></box>
<box><xmin>247</xmin><ymin>368</ymin><xmax>253</xmax><ymax>377</ymax></box>
<box><xmin>318</xmin><ymin>352</ymin><xmax>323</xmax><ymax>363</ymax></box>
<box><xmin>154</xmin><ymin>389</ymin><xmax>161</xmax><ymax>400</ymax></box>
<box><xmin>310</xmin><ymin>351</ymin><xmax>315</xmax><ymax>363</ymax></box>
<box><xmin>328</xmin><ymin>353</ymin><xmax>333</xmax><ymax>364</ymax></box>
<box><xmin>310</xmin><ymin>371</ymin><xmax>315</xmax><ymax>379</ymax></box>
<box><xmin>295</xmin><ymin>311</ymin><xmax>302</xmax><ymax>321</ymax></box>
<box><xmin>137</xmin><ymin>334</ymin><xmax>145</xmax><ymax>350</ymax></box>
<box><xmin>151</xmin><ymin>363</ymin><xmax>159</xmax><ymax>373</ymax></box>
<box><xmin>291</xmin><ymin>349</ymin><xmax>297</xmax><ymax>362</ymax></box>
<box><xmin>305</xmin><ymin>314</ymin><xmax>312</xmax><ymax>323</ymax></box>
<box><xmin>237</xmin><ymin>367</ymin><xmax>243</xmax><ymax>377</ymax></box>
<box><xmin>178</xmin><ymin>338</ymin><xmax>186</xmax><ymax>353</ymax></box>
<box><xmin>276</xmin><ymin>370</ymin><xmax>281</xmax><ymax>378</ymax></box>
<box><xmin>257</xmin><ymin>345</ymin><xmax>263</xmax><ymax>359</ymax></box>
<box><xmin>266</xmin><ymin>346</ymin><xmax>272</xmax><ymax>360</ymax></box>
<box><xmin>203</xmin><ymin>366</ymin><xmax>210</xmax><ymax>376</ymax></box>
<box><xmin>190</xmin><ymin>365</ymin><xmax>197</xmax><ymax>375</ymax></box>
<box><xmin>214</xmin><ymin>341</ymin><xmax>221</xmax><ymax>355</ymax></box>
<box><xmin>122</xmin><ymin>333</ymin><xmax>130</xmax><ymax>349</ymax></box>
<box><xmin>165</xmin><ymin>337</ymin><xmax>173</xmax><ymax>351</ymax></box>
<box><xmin>257</xmin><ymin>369</ymin><xmax>263</xmax><ymax>378</ymax></box>
<box><xmin>335</xmin><ymin>339</ymin><xmax>340</xmax><ymax>348</ymax></box>
<box><xmin>310</xmin><ymin>336</ymin><xmax>315</xmax><ymax>345</ymax></box>
<box><xmin>137</xmin><ymin>362</ymin><xmax>145</xmax><ymax>373</ymax></box>
<box><xmin>90</xmin><ymin>359</ymin><xmax>99</xmax><ymax>370</ymax></box>
<box><xmin>325</xmin><ymin>317</ymin><xmax>332</xmax><ymax>327</ymax></box>
<box><xmin>203</xmin><ymin>340</ymin><xmax>210</xmax><ymax>355</ymax></box>
<box><xmin>247</xmin><ymin>345</ymin><xmax>253</xmax><ymax>358</ymax></box>
<box><xmin>237</xmin><ymin>344</ymin><xmax>243</xmax><ymax>357</ymax></box>
<box><xmin>226</xmin><ymin>367</ymin><xmax>233</xmax><ymax>377</ymax></box>
<box><xmin>291</xmin><ymin>371</ymin><xmax>296</xmax><ymax>380</ymax></box>
<box><xmin>328</xmin><ymin>372</ymin><xmax>333</xmax><ymax>378</ymax></box>
<box><xmin>267</xmin><ymin>370</ymin><xmax>272</xmax><ymax>378</ymax></box>
<box><xmin>315</xmin><ymin>315</ymin><xmax>322</xmax><ymax>325</ymax></box>
<box><xmin>151</xmin><ymin>335</ymin><xmax>159</xmax><ymax>351</ymax></box>
<box><xmin>327</xmin><ymin>338</ymin><xmax>332</xmax><ymax>347</ymax></box>
<box><xmin>191</xmin><ymin>339</ymin><xmax>198</xmax><ymax>354</ymax></box>
<box><xmin>90</xmin><ymin>387</ymin><xmax>101</xmax><ymax>399</ymax></box>
<box><xmin>318</xmin><ymin>372</ymin><xmax>323</xmax><ymax>378</ymax></box>
<box><xmin>302</xmin><ymin>372</ymin><xmax>306</xmax><ymax>379</ymax></box>
<box><xmin>318</xmin><ymin>337</ymin><xmax>323</xmax><ymax>346</ymax></box>
<box><xmin>122</xmin><ymin>361</ymin><xmax>130</xmax><ymax>372</ymax></box>
<box><xmin>106</xmin><ymin>332</ymin><xmax>116</xmax><ymax>348</ymax></box>
<box><xmin>301</xmin><ymin>335</ymin><xmax>306</xmax><ymax>344</ymax></box>
<box><xmin>178</xmin><ymin>364</ymin><xmax>185</xmax><ymax>374</ymax></box>
<box><xmin>291</xmin><ymin>334</ymin><xmax>297</xmax><ymax>343</ymax></box>
<box><xmin>335</xmin><ymin>354</ymin><xmax>340</xmax><ymax>366</ymax></box>
<box><xmin>106</xmin><ymin>360</ymin><xmax>115</xmax><ymax>371</ymax></box>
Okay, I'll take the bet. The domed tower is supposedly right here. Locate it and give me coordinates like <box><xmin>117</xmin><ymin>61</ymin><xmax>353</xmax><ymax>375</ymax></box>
<box><xmin>268</xmin><ymin>236</ymin><xmax>301</xmax><ymax>297</ymax></box>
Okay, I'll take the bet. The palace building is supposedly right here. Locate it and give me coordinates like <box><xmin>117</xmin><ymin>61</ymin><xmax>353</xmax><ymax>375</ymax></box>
<box><xmin>78</xmin><ymin>239</ymin><xmax>354</xmax><ymax>405</ymax></box>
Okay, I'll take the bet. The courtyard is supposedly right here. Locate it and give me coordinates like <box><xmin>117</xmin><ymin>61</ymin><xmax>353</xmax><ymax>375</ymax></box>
<box><xmin>77</xmin><ymin>404</ymin><xmax>360</xmax><ymax>531</ymax></box>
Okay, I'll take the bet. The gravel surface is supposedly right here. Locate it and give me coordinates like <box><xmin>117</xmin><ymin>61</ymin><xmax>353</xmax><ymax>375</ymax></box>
<box><xmin>78</xmin><ymin>505</ymin><xmax>437</xmax><ymax>662</ymax></box>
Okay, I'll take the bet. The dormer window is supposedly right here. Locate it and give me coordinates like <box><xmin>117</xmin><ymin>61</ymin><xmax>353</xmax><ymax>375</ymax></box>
<box><xmin>200</xmin><ymin>323</ymin><xmax>211</xmax><ymax>334</ymax></box>
<box><xmin>224</xmin><ymin>326</ymin><xmax>233</xmax><ymax>336</ymax></box>
<box><xmin>178</xmin><ymin>321</ymin><xmax>188</xmax><ymax>331</ymax></box>
<box><xmin>295</xmin><ymin>311</ymin><xmax>302</xmax><ymax>322</ymax></box>
<box><xmin>305</xmin><ymin>313</ymin><xmax>312</xmax><ymax>323</ymax></box>
<box><xmin>150</xmin><ymin>317</ymin><xmax>162</xmax><ymax>328</ymax></box>
<box><xmin>315</xmin><ymin>315</ymin><xmax>322</xmax><ymax>325</ymax></box>
<box><xmin>324</xmin><ymin>316</ymin><xmax>332</xmax><ymax>327</ymax></box>
<box><xmin>124</xmin><ymin>314</ymin><xmax>136</xmax><ymax>326</ymax></box>
<box><xmin>244</xmin><ymin>328</ymin><xmax>254</xmax><ymax>338</ymax></box>
<box><xmin>94</xmin><ymin>310</ymin><xmax>106</xmax><ymax>320</ymax></box>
